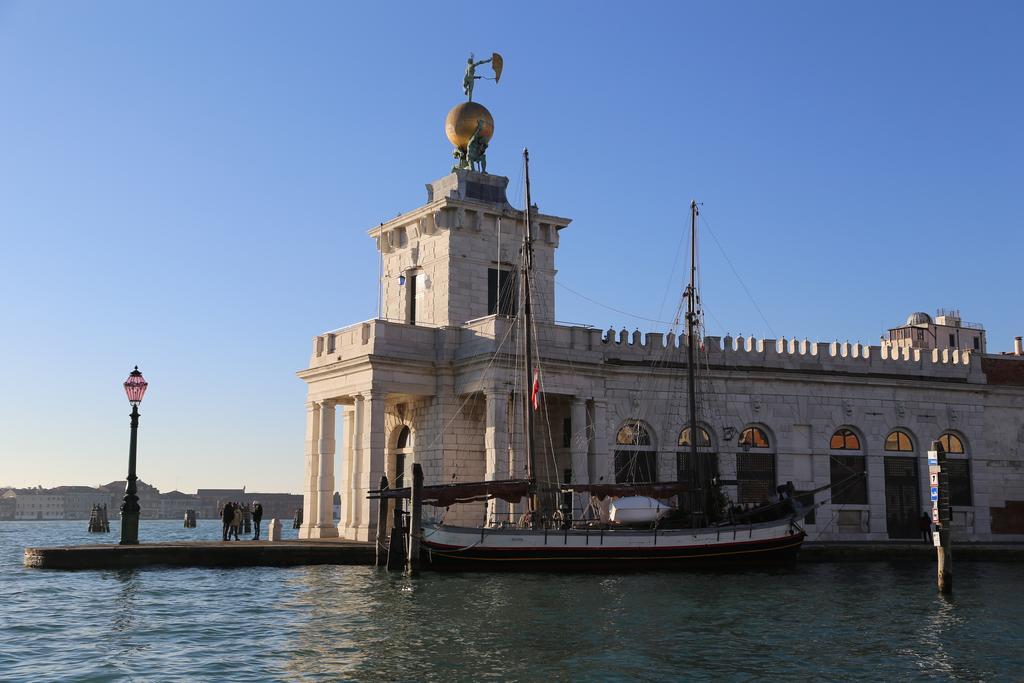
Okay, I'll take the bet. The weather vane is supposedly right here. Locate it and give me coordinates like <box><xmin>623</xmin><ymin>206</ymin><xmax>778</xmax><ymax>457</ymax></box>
<box><xmin>462</xmin><ymin>52</ymin><xmax>503</xmax><ymax>102</ymax></box>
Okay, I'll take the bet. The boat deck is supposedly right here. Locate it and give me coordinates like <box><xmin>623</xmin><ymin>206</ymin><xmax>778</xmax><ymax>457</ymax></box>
<box><xmin>21</xmin><ymin>539</ymin><xmax>1024</xmax><ymax>570</ymax></box>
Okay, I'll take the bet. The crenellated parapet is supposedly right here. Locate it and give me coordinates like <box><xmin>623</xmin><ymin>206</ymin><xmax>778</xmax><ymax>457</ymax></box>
<box><xmin>592</xmin><ymin>328</ymin><xmax>983</xmax><ymax>383</ymax></box>
<box><xmin>307</xmin><ymin>317</ymin><xmax>985</xmax><ymax>384</ymax></box>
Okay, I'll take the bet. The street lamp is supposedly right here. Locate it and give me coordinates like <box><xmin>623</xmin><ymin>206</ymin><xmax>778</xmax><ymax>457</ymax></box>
<box><xmin>120</xmin><ymin>366</ymin><xmax>148</xmax><ymax>545</ymax></box>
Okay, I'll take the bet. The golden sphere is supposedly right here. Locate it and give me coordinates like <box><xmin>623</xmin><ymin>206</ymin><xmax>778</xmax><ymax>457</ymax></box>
<box><xmin>445</xmin><ymin>101</ymin><xmax>494</xmax><ymax>150</ymax></box>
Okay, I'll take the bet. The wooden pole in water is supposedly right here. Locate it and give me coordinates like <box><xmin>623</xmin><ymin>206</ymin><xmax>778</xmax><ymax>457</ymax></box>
<box><xmin>407</xmin><ymin>463</ymin><xmax>423</xmax><ymax>575</ymax></box>
<box><xmin>930</xmin><ymin>440</ymin><xmax>952</xmax><ymax>594</ymax></box>
<box><xmin>375</xmin><ymin>475</ymin><xmax>389</xmax><ymax>567</ymax></box>
<box><xmin>386</xmin><ymin>502</ymin><xmax>405</xmax><ymax>571</ymax></box>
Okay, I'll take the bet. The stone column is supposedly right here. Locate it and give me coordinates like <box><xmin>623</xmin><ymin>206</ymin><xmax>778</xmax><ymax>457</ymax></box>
<box><xmin>299</xmin><ymin>401</ymin><xmax>320</xmax><ymax>539</ymax></box>
<box><xmin>352</xmin><ymin>391</ymin><xmax>386</xmax><ymax>542</ymax></box>
<box><xmin>484</xmin><ymin>389</ymin><xmax>510</xmax><ymax>524</ymax></box>
<box><xmin>337</xmin><ymin>406</ymin><xmax>355</xmax><ymax>538</ymax></box>
<box><xmin>311</xmin><ymin>399</ymin><xmax>338</xmax><ymax>538</ymax></box>
<box><xmin>570</xmin><ymin>397</ymin><xmax>590</xmax><ymax>515</ymax></box>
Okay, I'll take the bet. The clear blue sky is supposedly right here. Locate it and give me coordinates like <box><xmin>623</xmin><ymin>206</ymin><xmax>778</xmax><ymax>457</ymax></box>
<box><xmin>1</xmin><ymin>2</ymin><xmax>1021</xmax><ymax>493</ymax></box>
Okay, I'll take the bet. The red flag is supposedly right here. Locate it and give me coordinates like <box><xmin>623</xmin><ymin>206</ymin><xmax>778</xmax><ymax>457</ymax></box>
<box><xmin>531</xmin><ymin>368</ymin><xmax>541</xmax><ymax>410</ymax></box>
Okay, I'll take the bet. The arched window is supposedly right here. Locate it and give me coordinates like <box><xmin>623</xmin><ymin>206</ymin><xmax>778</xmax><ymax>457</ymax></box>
<box><xmin>738</xmin><ymin>427</ymin><xmax>770</xmax><ymax>449</ymax></box>
<box><xmin>830</xmin><ymin>428</ymin><xmax>861</xmax><ymax>450</ymax></box>
<box><xmin>614</xmin><ymin>420</ymin><xmax>656</xmax><ymax>483</ymax></box>
<box><xmin>392</xmin><ymin>426</ymin><xmax>412</xmax><ymax>489</ymax></box>
<box><xmin>616</xmin><ymin>421</ymin><xmax>652</xmax><ymax>446</ymax></box>
<box><xmin>736</xmin><ymin>426</ymin><xmax>775</xmax><ymax>503</ymax></box>
<box><xmin>938</xmin><ymin>433</ymin><xmax>964</xmax><ymax>454</ymax></box>
<box><xmin>938</xmin><ymin>432</ymin><xmax>971</xmax><ymax>506</ymax></box>
<box><xmin>679</xmin><ymin>426</ymin><xmax>711</xmax><ymax>447</ymax></box>
<box><xmin>884</xmin><ymin>430</ymin><xmax>914</xmax><ymax>452</ymax></box>
<box><xmin>829</xmin><ymin>428</ymin><xmax>867</xmax><ymax>504</ymax></box>
<box><xmin>396</xmin><ymin>426</ymin><xmax>411</xmax><ymax>450</ymax></box>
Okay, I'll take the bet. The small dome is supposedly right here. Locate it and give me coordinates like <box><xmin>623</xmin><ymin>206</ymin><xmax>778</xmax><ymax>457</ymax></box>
<box><xmin>906</xmin><ymin>311</ymin><xmax>932</xmax><ymax>326</ymax></box>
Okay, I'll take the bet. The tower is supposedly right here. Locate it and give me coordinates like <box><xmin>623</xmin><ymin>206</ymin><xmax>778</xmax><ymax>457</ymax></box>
<box><xmin>371</xmin><ymin>169</ymin><xmax>570</xmax><ymax>327</ymax></box>
<box><xmin>371</xmin><ymin>53</ymin><xmax>570</xmax><ymax>327</ymax></box>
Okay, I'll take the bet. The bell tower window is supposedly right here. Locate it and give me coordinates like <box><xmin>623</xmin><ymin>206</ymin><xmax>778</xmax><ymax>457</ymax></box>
<box><xmin>406</xmin><ymin>271</ymin><xmax>418</xmax><ymax>325</ymax></box>
<box><xmin>487</xmin><ymin>267</ymin><xmax>517</xmax><ymax>316</ymax></box>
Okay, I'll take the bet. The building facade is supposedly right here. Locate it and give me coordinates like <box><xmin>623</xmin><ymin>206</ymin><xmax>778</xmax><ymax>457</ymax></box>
<box><xmin>12</xmin><ymin>489</ymin><xmax>65</xmax><ymax>520</ymax></box>
<box><xmin>883</xmin><ymin>309</ymin><xmax>987</xmax><ymax>355</ymax></box>
<box><xmin>297</xmin><ymin>169</ymin><xmax>1024</xmax><ymax>543</ymax></box>
<box><xmin>51</xmin><ymin>486</ymin><xmax>114</xmax><ymax>520</ymax></box>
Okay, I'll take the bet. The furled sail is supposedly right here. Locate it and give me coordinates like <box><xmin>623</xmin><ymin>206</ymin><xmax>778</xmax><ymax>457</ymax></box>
<box><xmin>371</xmin><ymin>479</ymin><xmax>531</xmax><ymax>508</ymax></box>
<box><xmin>561</xmin><ymin>481</ymin><xmax>689</xmax><ymax>500</ymax></box>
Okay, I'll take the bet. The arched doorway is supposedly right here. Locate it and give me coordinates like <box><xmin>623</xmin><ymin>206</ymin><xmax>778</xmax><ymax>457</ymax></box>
<box><xmin>883</xmin><ymin>429</ymin><xmax>919</xmax><ymax>539</ymax></box>
<box><xmin>614</xmin><ymin>420</ymin><xmax>657</xmax><ymax>483</ymax></box>
<box><xmin>736</xmin><ymin>426</ymin><xmax>775</xmax><ymax>504</ymax></box>
<box><xmin>938</xmin><ymin>432</ymin><xmax>971</xmax><ymax>506</ymax></box>
<box><xmin>677</xmin><ymin>425</ymin><xmax>718</xmax><ymax>520</ymax></box>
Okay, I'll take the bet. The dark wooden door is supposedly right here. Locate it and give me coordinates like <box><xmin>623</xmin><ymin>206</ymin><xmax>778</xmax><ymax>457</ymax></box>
<box><xmin>678</xmin><ymin>452</ymin><xmax>719</xmax><ymax>515</ymax></box>
<box><xmin>884</xmin><ymin>456</ymin><xmax>920</xmax><ymax>539</ymax></box>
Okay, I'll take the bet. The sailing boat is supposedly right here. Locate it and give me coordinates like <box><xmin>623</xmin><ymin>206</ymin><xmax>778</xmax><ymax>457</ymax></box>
<box><xmin>377</xmin><ymin>150</ymin><xmax>809</xmax><ymax>570</ymax></box>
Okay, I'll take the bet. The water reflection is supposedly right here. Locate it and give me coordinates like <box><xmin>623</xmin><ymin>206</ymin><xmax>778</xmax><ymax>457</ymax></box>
<box><xmin>3</xmin><ymin>523</ymin><xmax>1024</xmax><ymax>680</ymax></box>
<box><xmin>110</xmin><ymin>569</ymin><xmax>141</xmax><ymax>634</ymax></box>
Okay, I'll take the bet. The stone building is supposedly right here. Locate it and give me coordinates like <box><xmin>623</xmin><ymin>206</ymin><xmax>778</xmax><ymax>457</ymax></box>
<box><xmin>0</xmin><ymin>491</ymin><xmax>15</xmax><ymax>520</ymax></box>
<box><xmin>195</xmin><ymin>488</ymin><xmax>246</xmax><ymax>519</ymax></box>
<box><xmin>99</xmin><ymin>480</ymin><xmax>161</xmax><ymax>519</ymax></box>
<box><xmin>52</xmin><ymin>485</ymin><xmax>114</xmax><ymax>520</ymax></box>
<box><xmin>297</xmin><ymin>166</ymin><xmax>1024</xmax><ymax>543</ymax></box>
<box><xmin>10</xmin><ymin>488</ymin><xmax>65</xmax><ymax>520</ymax></box>
<box><xmin>883</xmin><ymin>309</ymin><xmax>987</xmax><ymax>355</ymax></box>
<box><xmin>158</xmin><ymin>490</ymin><xmax>200</xmax><ymax>520</ymax></box>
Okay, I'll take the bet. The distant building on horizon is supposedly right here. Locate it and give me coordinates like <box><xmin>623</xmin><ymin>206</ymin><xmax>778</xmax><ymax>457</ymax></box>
<box><xmin>0</xmin><ymin>482</ymin><xmax>301</xmax><ymax>521</ymax></box>
<box><xmin>51</xmin><ymin>485</ymin><xmax>112</xmax><ymax>521</ymax></box>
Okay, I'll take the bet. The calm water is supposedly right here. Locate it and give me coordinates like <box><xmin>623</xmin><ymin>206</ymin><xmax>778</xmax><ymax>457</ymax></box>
<box><xmin>2</xmin><ymin>521</ymin><xmax>1022</xmax><ymax>681</ymax></box>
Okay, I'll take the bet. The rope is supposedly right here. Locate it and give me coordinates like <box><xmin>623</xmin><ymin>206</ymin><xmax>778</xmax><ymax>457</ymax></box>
<box><xmin>698</xmin><ymin>212</ymin><xmax>777</xmax><ymax>338</ymax></box>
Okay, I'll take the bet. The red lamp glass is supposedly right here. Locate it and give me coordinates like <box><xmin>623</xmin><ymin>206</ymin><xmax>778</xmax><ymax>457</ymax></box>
<box><xmin>124</xmin><ymin>366</ymin><xmax>148</xmax><ymax>406</ymax></box>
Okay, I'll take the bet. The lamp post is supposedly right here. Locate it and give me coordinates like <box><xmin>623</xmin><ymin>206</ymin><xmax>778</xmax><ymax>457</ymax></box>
<box><xmin>120</xmin><ymin>366</ymin><xmax>148</xmax><ymax>545</ymax></box>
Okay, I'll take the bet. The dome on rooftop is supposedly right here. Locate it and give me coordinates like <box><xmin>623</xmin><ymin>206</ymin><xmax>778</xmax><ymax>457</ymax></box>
<box><xmin>906</xmin><ymin>311</ymin><xmax>932</xmax><ymax>326</ymax></box>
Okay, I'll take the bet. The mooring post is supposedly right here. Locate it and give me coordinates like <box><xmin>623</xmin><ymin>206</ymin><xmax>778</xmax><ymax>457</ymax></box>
<box><xmin>375</xmin><ymin>475</ymin><xmax>389</xmax><ymax>567</ymax></box>
<box><xmin>407</xmin><ymin>463</ymin><xmax>423</xmax><ymax>575</ymax></box>
<box><xmin>929</xmin><ymin>440</ymin><xmax>952</xmax><ymax>594</ymax></box>
<box><xmin>387</xmin><ymin>503</ymin><xmax>405</xmax><ymax>571</ymax></box>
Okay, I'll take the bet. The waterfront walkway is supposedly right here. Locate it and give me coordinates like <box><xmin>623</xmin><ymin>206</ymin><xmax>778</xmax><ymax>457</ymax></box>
<box><xmin>24</xmin><ymin>539</ymin><xmax>374</xmax><ymax>570</ymax></box>
<box><xmin>23</xmin><ymin>538</ymin><xmax>1024</xmax><ymax>570</ymax></box>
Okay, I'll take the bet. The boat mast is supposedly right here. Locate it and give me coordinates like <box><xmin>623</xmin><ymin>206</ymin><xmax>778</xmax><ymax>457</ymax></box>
<box><xmin>686</xmin><ymin>200</ymin><xmax>702</xmax><ymax>522</ymax></box>
<box><xmin>522</xmin><ymin>148</ymin><xmax>539</xmax><ymax>523</ymax></box>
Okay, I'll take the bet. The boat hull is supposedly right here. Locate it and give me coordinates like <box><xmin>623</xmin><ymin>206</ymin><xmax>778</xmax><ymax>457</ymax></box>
<box><xmin>420</xmin><ymin>521</ymin><xmax>805</xmax><ymax>571</ymax></box>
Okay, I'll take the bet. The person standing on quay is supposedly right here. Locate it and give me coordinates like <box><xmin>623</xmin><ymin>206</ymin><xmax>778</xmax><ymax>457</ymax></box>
<box><xmin>230</xmin><ymin>503</ymin><xmax>242</xmax><ymax>541</ymax></box>
<box><xmin>221</xmin><ymin>502</ymin><xmax>232</xmax><ymax>541</ymax></box>
<box><xmin>919</xmin><ymin>511</ymin><xmax>932</xmax><ymax>544</ymax></box>
<box><xmin>252</xmin><ymin>501</ymin><xmax>263</xmax><ymax>541</ymax></box>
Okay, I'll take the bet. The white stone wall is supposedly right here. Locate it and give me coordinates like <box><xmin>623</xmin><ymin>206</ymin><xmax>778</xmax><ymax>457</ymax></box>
<box><xmin>300</xmin><ymin>171</ymin><xmax>1024</xmax><ymax>543</ymax></box>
